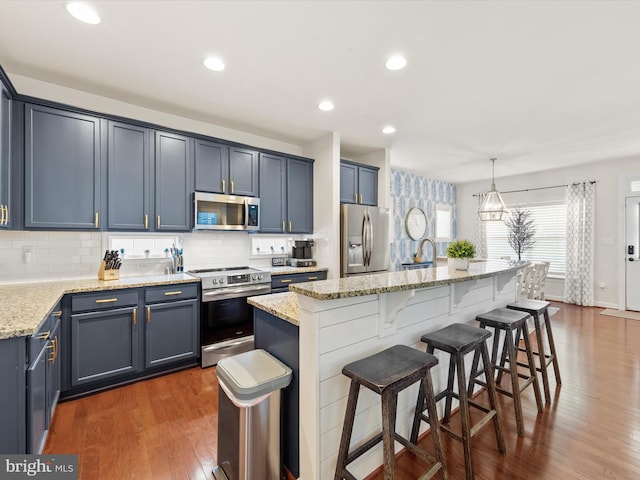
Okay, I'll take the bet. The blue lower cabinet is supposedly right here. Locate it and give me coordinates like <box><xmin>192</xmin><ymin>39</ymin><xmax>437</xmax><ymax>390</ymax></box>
<box><xmin>70</xmin><ymin>306</ymin><xmax>140</xmax><ymax>386</ymax></box>
<box><xmin>27</xmin><ymin>345</ymin><xmax>47</xmax><ymax>454</ymax></box>
<box><xmin>145</xmin><ymin>299</ymin><xmax>198</xmax><ymax>368</ymax></box>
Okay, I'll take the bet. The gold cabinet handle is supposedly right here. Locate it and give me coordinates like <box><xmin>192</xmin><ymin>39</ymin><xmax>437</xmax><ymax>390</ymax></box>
<box><xmin>289</xmin><ymin>221</ymin><xmax>292</xmax><ymax>232</ymax></box>
<box><xmin>132</xmin><ymin>307</ymin><xmax>137</xmax><ymax>326</ymax></box>
<box><xmin>157</xmin><ymin>215</ymin><xmax>161</xmax><ymax>229</ymax></box>
<box><xmin>96</xmin><ymin>298</ymin><xmax>118</xmax><ymax>303</ymax></box>
<box><xmin>5</xmin><ymin>205</ymin><xmax>9</xmax><ymax>225</ymax></box>
<box><xmin>37</xmin><ymin>331</ymin><xmax>50</xmax><ymax>340</ymax></box>
<box><xmin>0</xmin><ymin>205</ymin><xmax>5</xmax><ymax>225</ymax></box>
<box><xmin>146</xmin><ymin>306</ymin><xmax>151</xmax><ymax>323</ymax></box>
<box><xmin>144</xmin><ymin>214</ymin><xmax>149</xmax><ymax>230</ymax></box>
<box><xmin>308</xmin><ymin>276</ymin><xmax>318</xmax><ymax>280</ymax></box>
<box><xmin>47</xmin><ymin>339</ymin><xmax>56</xmax><ymax>362</ymax></box>
<box><xmin>53</xmin><ymin>311</ymin><xmax>62</xmax><ymax>317</ymax></box>
<box><xmin>359</xmin><ymin>193</ymin><xmax>363</xmax><ymax>204</ymax></box>
<box><xmin>282</xmin><ymin>221</ymin><xmax>285</xmax><ymax>232</ymax></box>
<box><xmin>54</xmin><ymin>337</ymin><xmax>58</xmax><ymax>362</ymax></box>
<box><xmin>280</xmin><ymin>279</ymin><xmax>292</xmax><ymax>283</ymax></box>
<box><xmin>231</xmin><ymin>180</ymin><xmax>235</xmax><ymax>193</ymax></box>
<box><xmin>95</xmin><ymin>212</ymin><xmax>99</xmax><ymax>228</ymax></box>
<box><xmin>164</xmin><ymin>291</ymin><xmax>182</xmax><ymax>296</ymax></box>
<box><xmin>222</xmin><ymin>179</ymin><xmax>226</xmax><ymax>193</ymax></box>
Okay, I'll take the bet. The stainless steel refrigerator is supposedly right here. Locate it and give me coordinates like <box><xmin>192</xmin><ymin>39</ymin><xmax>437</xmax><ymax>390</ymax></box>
<box><xmin>340</xmin><ymin>204</ymin><xmax>390</xmax><ymax>277</ymax></box>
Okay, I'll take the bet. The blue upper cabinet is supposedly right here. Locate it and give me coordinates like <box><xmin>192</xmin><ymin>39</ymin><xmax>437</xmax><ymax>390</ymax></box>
<box><xmin>340</xmin><ymin>160</ymin><xmax>378</xmax><ymax>206</ymax></box>
<box><xmin>0</xmin><ymin>83</ymin><xmax>10</xmax><ymax>228</ymax></box>
<box><xmin>229</xmin><ymin>146</ymin><xmax>259</xmax><ymax>197</ymax></box>
<box><xmin>25</xmin><ymin>104</ymin><xmax>103</xmax><ymax>229</ymax></box>
<box><xmin>195</xmin><ymin>141</ymin><xmax>258</xmax><ymax>197</ymax></box>
<box><xmin>107</xmin><ymin>121</ymin><xmax>151</xmax><ymax>230</ymax></box>
<box><xmin>154</xmin><ymin>131</ymin><xmax>193</xmax><ymax>231</ymax></box>
<box><xmin>259</xmin><ymin>154</ymin><xmax>313</xmax><ymax>234</ymax></box>
<box><xmin>287</xmin><ymin>158</ymin><xmax>313</xmax><ymax>233</ymax></box>
<box><xmin>258</xmin><ymin>153</ymin><xmax>286</xmax><ymax>233</ymax></box>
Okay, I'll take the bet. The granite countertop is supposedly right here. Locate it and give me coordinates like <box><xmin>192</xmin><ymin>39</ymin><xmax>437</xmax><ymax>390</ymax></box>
<box><xmin>0</xmin><ymin>274</ymin><xmax>200</xmax><ymax>340</ymax></box>
<box><xmin>263</xmin><ymin>266</ymin><xmax>328</xmax><ymax>275</ymax></box>
<box><xmin>289</xmin><ymin>260</ymin><xmax>526</xmax><ymax>300</ymax></box>
<box><xmin>248</xmin><ymin>292</ymin><xmax>299</xmax><ymax>326</ymax></box>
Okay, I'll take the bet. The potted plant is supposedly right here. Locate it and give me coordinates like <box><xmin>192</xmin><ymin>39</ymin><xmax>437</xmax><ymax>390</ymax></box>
<box><xmin>446</xmin><ymin>239</ymin><xmax>476</xmax><ymax>270</ymax></box>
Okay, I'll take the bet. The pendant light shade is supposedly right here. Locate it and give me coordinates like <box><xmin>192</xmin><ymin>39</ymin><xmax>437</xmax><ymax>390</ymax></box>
<box><xmin>478</xmin><ymin>158</ymin><xmax>508</xmax><ymax>221</ymax></box>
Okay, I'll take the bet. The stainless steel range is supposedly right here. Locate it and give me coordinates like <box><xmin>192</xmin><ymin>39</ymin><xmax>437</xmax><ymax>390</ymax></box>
<box><xmin>188</xmin><ymin>266</ymin><xmax>271</xmax><ymax>367</ymax></box>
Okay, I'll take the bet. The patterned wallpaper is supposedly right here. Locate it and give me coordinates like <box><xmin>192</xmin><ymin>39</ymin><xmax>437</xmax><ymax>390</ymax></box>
<box><xmin>390</xmin><ymin>169</ymin><xmax>457</xmax><ymax>271</ymax></box>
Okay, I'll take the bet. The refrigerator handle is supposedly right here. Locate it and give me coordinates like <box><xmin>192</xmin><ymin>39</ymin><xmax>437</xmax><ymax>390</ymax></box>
<box><xmin>368</xmin><ymin>211</ymin><xmax>374</xmax><ymax>264</ymax></box>
<box><xmin>362</xmin><ymin>212</ymin><xmax>370</xmax><ymax>267</ymax></box>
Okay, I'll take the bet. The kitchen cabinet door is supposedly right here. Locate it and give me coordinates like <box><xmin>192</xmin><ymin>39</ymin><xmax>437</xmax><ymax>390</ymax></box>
<box><xmin>25</xmin><ymin>103</ymin><xmax>103</xmax><ymax>229</ymax></box>
<box><xmin>339</xmin><ymin>162</ymin><xmax>358</xmax><ymax>204</ymax></box>
<box><xmin>154</xmin><ymin>131</ymin><xmax>193</xmax><ymax>231</ymax></box>
<box><xmin>358</xmin><ymin>165</ymin><xmax>378</xmax><ymax>206</ymax></box>
<box><xmin>70</xmin><ymin>307</ymin><xmax>140</xmax><ymax>386</ymax></box>
<box><xmin>286</xmin><ymin>158</ymin><xmax>313</xmax><ymax>233</ymax></box>
<box><xmin>108</xmin><ymin>121</ymin><xmax>151</xmax><ymax>230</ymax></box>
<box><xmin>27</xmin><ymin>345</ymin><xmax>47</xmax><ymax>454</ymax></box>
<box><xmin>195</xmin><ymin>138</ymin><xmax>228</xmax><ymax>194</ymax></box>
<box><xmin>229</xmin><ymin>146</ymin><xmax>259</xmax><ymax>197</ymax></box>
<box><xmin>258</xmin><ymin>153</ymin><xmax>286</xmax><ymax>233</ymax></box>
<box><xmin>144</xmin><ymin>298</ymin><xmax>198</xmax><ymax>368</ymax></box>
<box><xmin>0</xmin><ymin>84</ymin><xmax>10</xmax><ymax>229</ymax></box>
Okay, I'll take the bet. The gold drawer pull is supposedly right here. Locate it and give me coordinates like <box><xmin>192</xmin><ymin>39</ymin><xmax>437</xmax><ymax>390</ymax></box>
<box><xmin>280</xmin><ymin>279</ymin><xmax>292</xmax><ymax>283</ymax></box>
<box><xmin>37</xmin><ymin>331</ymin><xmax>50</xmax><ymax>340</ymax></box>
<box><xmin>157</xmin><ymin>215</ymin><xmax>161</xmax><ymax>229</ymax></box>
<box><xmin>231</xmin><ymin>180</ymin><xmax>235</xmax><ymax>193</ymax></box>
<box><xmin>53</xmin><ymin>310</ymin><xmax>62</xmax><ymax>317</ymax></box>
<box><xmin>147</xmin><ymin>306</ymin><xmax>151</xmax><ymax>323</ymax></box>
<box><xmin>96</xmin><ymin>298</ymin><xmax>118</xmax><ymax>304</ymax></box>
<box><xmin>95</xmin><ymin>212</ymin><xmax>99</xmax><ymax>228</ymax></box>
<box><xmin>144</xmin><ymin>214</ymin><xmax>149</xmax><ymax>230</ymax></box>
<box><xmin>308</xmin><ymin>276</ymin><xmax>318</xmax><ymax>280</ymax></box>
<box><xmin>132</xmin><ymin>307</ymin><xmax>137</xmax><ymax>326</ymax></box>
<box><xmin>222</xmin><ymin>179</ymin><xmax>226</xmax><ymax>193</ymax></box>
<box><xmin>164</xmin><ymin>291</ymin><xmax>182</xmax><ymax>296</ymax></box>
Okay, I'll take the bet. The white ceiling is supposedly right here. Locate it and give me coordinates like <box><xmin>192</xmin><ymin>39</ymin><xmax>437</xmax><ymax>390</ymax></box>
<box><xmin>1</xmin><ymin>1</ymin><xmax>639</xmax><ymax>183</ymax></box>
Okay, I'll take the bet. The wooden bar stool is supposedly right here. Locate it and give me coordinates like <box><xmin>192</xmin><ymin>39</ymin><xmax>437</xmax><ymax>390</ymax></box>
<box><xmin>334</xmin><ymin>345</ymin><xmax>446</xmax><ymax>480</ymax></box>
<box><xmin>507</xmin><ymin>299</ymin><xmax>561</xmax><ymax>404</ymax></box>
<box><xmin>411</xmin><ymin>323</ymin><xmax>506</xmax><ymax>480</ymax></box>
<box><xmin>468</xmin><ymin>308</ymin><xmax>544</xmax><ymax>437</ymax></box>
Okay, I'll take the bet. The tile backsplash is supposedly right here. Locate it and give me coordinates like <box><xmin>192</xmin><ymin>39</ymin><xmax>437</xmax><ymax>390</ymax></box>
<box><xmin>0</xmin><ymin>230</ymin><xmax>284</xmax><ymax>284</ymax></box>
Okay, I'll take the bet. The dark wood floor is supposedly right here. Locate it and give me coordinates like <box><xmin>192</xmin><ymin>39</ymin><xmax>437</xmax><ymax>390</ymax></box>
<box><xmin>45</xmin><ymin>302</ymin><xmax>640</xmax><ymax>480</ymax></box>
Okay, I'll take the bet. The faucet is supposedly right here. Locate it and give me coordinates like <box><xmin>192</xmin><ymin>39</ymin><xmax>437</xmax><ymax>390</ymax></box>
<box><xmin>414</xmin><ymin>237</ymin><xmax>436</xmax><ymax>264</ymax></box>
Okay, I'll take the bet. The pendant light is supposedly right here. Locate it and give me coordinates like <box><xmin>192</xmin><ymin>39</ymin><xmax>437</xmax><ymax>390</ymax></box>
<box><xmin>478</xmin><ymin>158</ymin><xmax>508</xmax><ymax>221</ymax></box>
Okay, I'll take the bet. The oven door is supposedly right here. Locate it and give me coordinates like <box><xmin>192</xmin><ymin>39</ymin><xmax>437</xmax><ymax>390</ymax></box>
<box><xmin>200</xmin><ymin>283</ymin><xmax>271</xmax><ymax>367</ymax></box>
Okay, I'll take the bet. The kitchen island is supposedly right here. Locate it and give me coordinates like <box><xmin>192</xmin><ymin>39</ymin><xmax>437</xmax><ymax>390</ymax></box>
<box><xmin>249</xmin><ymin>260</ymin><xmax>524</xmax><ymax>480</ymax></box>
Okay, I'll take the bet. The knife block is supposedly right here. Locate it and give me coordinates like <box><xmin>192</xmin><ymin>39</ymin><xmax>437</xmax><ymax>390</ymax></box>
<box><xmin>98</xmin><ymin>261</ymin><xmax>120</xmax><ymax>280</ymax></box>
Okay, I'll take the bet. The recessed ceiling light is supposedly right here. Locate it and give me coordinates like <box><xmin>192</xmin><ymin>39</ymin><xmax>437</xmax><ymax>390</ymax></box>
<box><xmin>385</xmin><ymin>55</ymin><xmax>407</xmax><ymax>71</ymax></box>
<box><xmin>66</xmin><ymin>2</ymin><xmax>101</xmax><ymax>25</ymax></box>
<box><xmin>318</xmin><ymin>100</ymin><xmax>334</xmax><ymax>111</ymax></box>
<box><xmin>203</xmin><ymin>56</ymin><xmax>226</xmax><ymax>72</ymax></box>
<box><xmin>382</xmin><ymin>126</ymin><xmax>396</xmax><ymax>134</ymax></box>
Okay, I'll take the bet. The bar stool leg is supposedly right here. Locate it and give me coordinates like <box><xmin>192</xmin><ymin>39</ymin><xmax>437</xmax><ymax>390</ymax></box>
<box><xmin>422</xmin><ymin>373</ymin><xmax>447</xmax><ymax>479</ymax></box>
<box><xmin>543</xmin><ymin>309</ymin><xmax>562</xmax><ymax>386</ymax></box>
<box><xmin>520</xmin><ymin>322</ymin><xmax>544</xmax><ymax>413</ymax></box>
<box><xmin>454</xmin><ymin>353</ymin><xmax>474</xmax><ymax>480</ymax></box>
<box><xmin>480</xmin><ymin>343</ymin><xmax>506</xmax><ymax>454</ymax></box>
<box><xmin>381</xmin><ymin>390</ymin><xmax>397</xmax><ymax>480</ymax></box>
<box><xmin>443</xmin><ymin>357</ymin><xmax>456</xmax><ymax>424</ymax></box>
<box><xmin>532</xmin><ymin>313</ymin><xmax>552</xmax><ymax>404</ymax></box>
<box><xmin>503</xmin><ymin>327</ymin><xmax>525</xmax><ymax>437</ymax></box>
<box><xmin>334</xmin><ymin>381</ymin><xmax>360</xmax><ymax>480</ymax></box>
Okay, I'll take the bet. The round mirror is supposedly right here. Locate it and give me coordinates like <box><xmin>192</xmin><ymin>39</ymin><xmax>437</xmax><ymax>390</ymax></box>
<box><xmin>405</xmin><ymin>207</ymin><xmax>427</xmax><ymax>240</ymax></box>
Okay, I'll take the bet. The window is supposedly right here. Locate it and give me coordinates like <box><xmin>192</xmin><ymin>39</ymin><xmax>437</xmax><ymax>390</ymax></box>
<box><xmin>485</xmin><ymin>202</ymin><xmax>566</xmax><ymax>275</ymax></box>
<box><xmin>435</xmin><ymin>204</ymin><xmax>453</xmax><ymax>242</ymax></box>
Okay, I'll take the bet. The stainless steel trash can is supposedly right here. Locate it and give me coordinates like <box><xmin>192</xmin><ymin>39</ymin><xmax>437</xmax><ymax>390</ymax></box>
<box><xmin>213</xmin><ymin>349</ymin><xmax>292</xmax><ymax>480</ymax></box>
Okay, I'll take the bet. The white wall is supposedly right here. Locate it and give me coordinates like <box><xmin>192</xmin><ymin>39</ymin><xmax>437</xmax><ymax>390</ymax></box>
<box><xmin>457</xmin><ymin>156</ymin><xmax>640</xmax><ymax>308</ymax></box>
<box><xmin>304</xmin><ymin>133</ymin><xmax>341</xmax><ymax>279</ymax></box>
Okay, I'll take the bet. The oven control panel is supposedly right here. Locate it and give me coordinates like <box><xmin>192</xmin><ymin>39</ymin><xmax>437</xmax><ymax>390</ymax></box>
<box><xmin>227</xmin><ymin>274</ymin><xmax>249</xmax><ymax>285</ymax></box>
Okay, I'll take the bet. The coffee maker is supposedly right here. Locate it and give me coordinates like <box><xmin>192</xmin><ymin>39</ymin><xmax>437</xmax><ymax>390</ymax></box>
<box><xmin>290</xmin><ymin>240</ymin><xmax>316</xmax><ymax>267</ymax></box>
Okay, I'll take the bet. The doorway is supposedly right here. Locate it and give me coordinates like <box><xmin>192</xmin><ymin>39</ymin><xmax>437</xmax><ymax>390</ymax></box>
<box><xmin>625</xmin><ymin>196</ymin><xmax>640</xmax><ymax>311</ymax></box>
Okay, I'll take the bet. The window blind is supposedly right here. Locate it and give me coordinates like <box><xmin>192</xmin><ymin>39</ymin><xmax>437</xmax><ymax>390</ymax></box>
<box><xmin>486</xmin><ymin>202</ymin><xmax>566</xmax><ymax>274</ymax></box>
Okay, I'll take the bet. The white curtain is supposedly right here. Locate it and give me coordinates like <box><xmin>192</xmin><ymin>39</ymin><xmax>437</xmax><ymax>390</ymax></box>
<box><xmin>564</xmin><ymin>181</ymin><xmax>595</xmax><ymax>306</ymax></box>
<box><xmin>475</xmin><ymin>193</ymin><xmax>488</xmax><ymax>259</ymax></box>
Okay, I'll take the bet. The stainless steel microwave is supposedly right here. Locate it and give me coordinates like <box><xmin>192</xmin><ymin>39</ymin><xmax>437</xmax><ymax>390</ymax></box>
<box><xmin>193</xmin><ymin>192</ymin><xmax>260</xmax><ymax>231</ymax></box>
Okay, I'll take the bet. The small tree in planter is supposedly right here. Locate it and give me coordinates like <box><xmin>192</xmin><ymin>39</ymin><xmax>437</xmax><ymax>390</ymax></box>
<box><xmin>446</xmin><ymin>239</ymin><xmax>476</xmax><ymax>270</ymax></box>
<box><xmin>505</xmin><ymin>208</ymin><xmax>536</xmax><ymax>261</ymax></box>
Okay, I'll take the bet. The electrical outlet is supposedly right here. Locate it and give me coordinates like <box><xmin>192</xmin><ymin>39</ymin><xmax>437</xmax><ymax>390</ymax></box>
<box><xmin>599</xmin><ymin>282</ymin><xmax>606</xmax><ymax>289</ymax></box>
<box><xmin>22</xmin><ymin>246</ymin><xmax>34</xmax><ymax>264</ymax></box>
